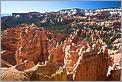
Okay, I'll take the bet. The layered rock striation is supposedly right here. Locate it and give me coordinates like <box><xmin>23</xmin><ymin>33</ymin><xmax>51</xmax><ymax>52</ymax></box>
<box><xmin>1</xmin><ymin>24</ymin><xmax>121</xmax><ymax>81</ymax></box>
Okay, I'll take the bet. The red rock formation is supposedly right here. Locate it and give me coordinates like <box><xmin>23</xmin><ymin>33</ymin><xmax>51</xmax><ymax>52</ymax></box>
<box><xmin>1</xmin><ymin>59</ymin><xmax>13</xmax><ymax>68</ymax></box>
<box><xmin>1</xmin><ymin>61</ymin><xmax>67</xmax><ymax>81</ymax></box>
<box><xmin>113</xmin><ymin>22</ymin><xmax>121</xmax><ymax>28</ymax></box>
<box><xmin>50</xmin><ymin>45</ymin><xmax>65</xmax><ymax>66</ymax></box>
<box><xmin>1</xmin><ymin>23</ymin><xmax>121</xmax><ymax>81</ymax></box>
<box><xmin>113</xmin><ymin>52</ymin><xmax>121</xmax><ymax>66</ymax></box>
<box><xmin>1</xmin><ymin>24</ymin><xmax>50</xmax><ymax>64</ymax></box>
<box><xmin>1</xmin><ymin>28</ymin><xmax>21</xmax><ymax>51</ymax></box>
<box><xmin>107</xmin><ymin>65</ymin><xmax>121</xmax><ymax>81</ymax></box>
<box><xmin>1</xmin><ymin>27</ymin><xmax>21</xmax><ymax>65</ymax></box>
<box><xmin>15</xmin><ymin>26</ymin><xmax>42</xmax><ymax>64</ymax></box>
<box><xmin>1</xmin><ymin>50</ymin><xmax>16</xmax><ymax>65</ymax></box>
<box><xmin>1</xmin><ymin>60</ymin><xmax>35</xmax><ymax>81</ymax></box>
<box><xmin>64</xmin><ymin>44</ymin><xmax>79</xmax><ymax>73</ymax></box>
<box><xmin>1</xmin><ymin>24</ymin><xmax>66</xmax><ymax>67</ymax></box>
<box><xmin>110</xmin><ymin>69</ymin><xmax>121</xmax><ymax>81</ymax></box>
<box><xmin>74</xmin><ymin>53</ymin><xmax>109</xmax><ymax>81</ymax></box>
<box><xmin>61</xmin><ymin>32</ymin><xmax>112</xmax><ymax>81</ymax></box>
<box><xmin>30</xmin><ymin>62</ymin><xmax>67</xmax><ymax>81</ymax></box>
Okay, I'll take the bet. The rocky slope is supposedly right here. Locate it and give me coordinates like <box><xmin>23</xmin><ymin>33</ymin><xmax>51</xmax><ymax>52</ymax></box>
<box><xmin>1</xmin><ymin>23</ymin><xmax>121</xmax><ymax>81</ymax></box>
